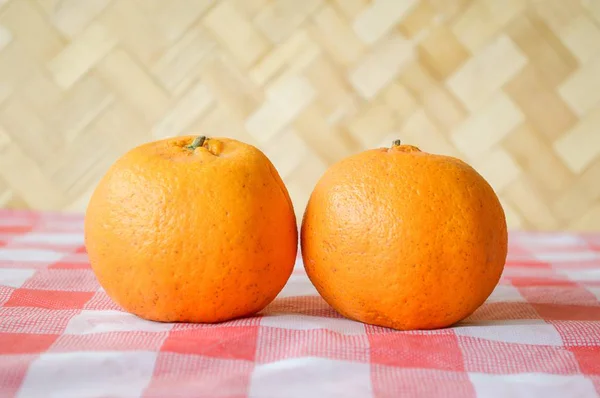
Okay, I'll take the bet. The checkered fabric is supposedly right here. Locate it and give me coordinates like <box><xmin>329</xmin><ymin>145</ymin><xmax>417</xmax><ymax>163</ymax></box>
<box><xmin>0</xmin><ymin>209</ymin><xmax>599</xmax><ymax>398</ymax></box>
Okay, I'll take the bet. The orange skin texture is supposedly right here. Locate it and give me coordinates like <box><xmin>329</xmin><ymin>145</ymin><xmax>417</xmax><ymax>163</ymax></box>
<box><xmin>301</xmin><ymin>144</ymin><xmax>508</xmax><ymax>330</ymax></box>
<box><xmin>84</xmin><ymin>136</ymin><xmax>297</xmax><ymax>323</ymax></box>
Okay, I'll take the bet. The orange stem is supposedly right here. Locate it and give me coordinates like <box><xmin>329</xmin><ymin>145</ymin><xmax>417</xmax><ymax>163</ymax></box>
<box><xmin>187</xmin><ymin>136</ymin><xmax>207</xmax><ymax>150</ymax></box>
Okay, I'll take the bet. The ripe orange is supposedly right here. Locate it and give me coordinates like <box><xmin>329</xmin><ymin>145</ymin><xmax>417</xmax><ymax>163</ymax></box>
<box><xmin>85</xmin><ymin>136</ymin><xmax>297</xmax><ymax>323</ymax></box>
<box><xmin>301</xmin><ymin>141</ymin><xmax>507</xmax><ymax>330</ymax></box>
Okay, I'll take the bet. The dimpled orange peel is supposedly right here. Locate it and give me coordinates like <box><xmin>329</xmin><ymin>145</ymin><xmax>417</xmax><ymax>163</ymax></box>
<box><xmin>85</xmin><ymin>135</ymin><xmax>298</xmax><ymax>323</ymax></box>
<box><xmin>301</xmin><ymin>140</ymin><xmax>507</xmax><ymax>330</ymax></box>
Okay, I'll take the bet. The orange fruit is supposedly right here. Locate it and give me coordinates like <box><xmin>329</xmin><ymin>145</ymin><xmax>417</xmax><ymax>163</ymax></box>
<box><xmin>301</xmin><ymin>141</ymin><xmax>507</xmax><ymax>330</ymax></box>
<box><xmin>85</xmin><ymin>135</ymin><xmax>297</xmax><ymax>323</ymax></box>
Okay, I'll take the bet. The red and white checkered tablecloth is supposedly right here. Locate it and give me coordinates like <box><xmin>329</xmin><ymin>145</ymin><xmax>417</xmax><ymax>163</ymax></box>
<box><xmin>0</xmin><ymin>209</ymin><xmax>599</xmax><ymax>398</ymax></box>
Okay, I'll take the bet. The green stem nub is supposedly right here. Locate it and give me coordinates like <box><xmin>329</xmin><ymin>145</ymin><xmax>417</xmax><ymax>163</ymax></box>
<box><xmin>392</xmin><ymin>139</ymin><xmax>402</xmax><ymax>147</ymax></box>
<box><xmin>187</xmin><ymin>136</ymin><xmax>207</xmax><ymax>150</ymax></box>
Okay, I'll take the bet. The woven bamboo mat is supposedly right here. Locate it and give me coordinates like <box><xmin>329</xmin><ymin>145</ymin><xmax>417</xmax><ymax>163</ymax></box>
<box><xmin>0</xmin><ymin>0</ymin><xmax>598</xmax><ymax>230</ymax></box>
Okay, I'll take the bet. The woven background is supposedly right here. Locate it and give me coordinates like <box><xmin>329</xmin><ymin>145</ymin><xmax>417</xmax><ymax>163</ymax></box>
<box><xmin>0</xmin><ymin>0</ymin><xmax>598</xmax><ymax>231</ymax></box>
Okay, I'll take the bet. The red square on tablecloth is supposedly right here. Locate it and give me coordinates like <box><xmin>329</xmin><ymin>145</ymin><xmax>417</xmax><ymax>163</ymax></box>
<box><xmin>0</xmin><ymin>333</ymin><xmax>58</xmax><ymax>354</ymax></box>
<box><xmin>505</xmin><ymin>259</ymin><xmax>552</xmax><ymax>269</ymax></box>
<box><xmin>0</xmin><ymin>225</ymin><xmax>33</xmax><ymax>234</ymax></box>
<box><xmin>368</xmin><ymin>330</ymin><xmax>465</xmax><ymax>371</ymax></box>
<box><xmin>458</xmin><ymin>336</ymin><xmax>580</xmax><ymax>374</ymax></box>
<box><xmin>571</xmin><ymin>347</ymin><xmax>600</xmax><ymax>375</ymax></box>
<box><xmin>509</xmin><ymin>276</ymin><xmax>576</xmax><ymax>287</ymax></box>
<box><xmin>48</xmin><ymin>260</ymin><xmax>90</xmax><ymax>269</ymax></box>
<box><xmin>144</xmin><ymin>353</ymin><xmax>252</xmax><ymax>398</ymax></box>
<box><xmin>518</xmin><ymin>286</ymin><xmax>599</xmax><ymax>306</ymax></box>
<box><xmin>370</xmin><ymin>365</ymin><xmax>476</xmax><ymax>398</ymax></box>
<box><xmin>255</xmin><ymin>327</ymin><xmax>370</xmax><ymax>363</ymax></box>
<box><xmin>161</xmin><ymin>326</ymin><xmax>259</xmax><ymax>361</ymax></box>
<box><xmin>5</xmin><ymin>289</ymin><xmax>94</xmax><ymax>310</ymax></box>
<box><xmin>532</xmin><ymin>303</ymin><xmax>600</xmax><ymax>321</ymax></box>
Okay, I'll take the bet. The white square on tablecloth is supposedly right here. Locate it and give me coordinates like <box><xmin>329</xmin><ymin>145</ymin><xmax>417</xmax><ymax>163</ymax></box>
<box><xmin>0</xmin><ymin>269</ymin><xmax>36</xmax><ymax>288</ymax></box>
<box><xmin>12</xmin><ymin>233</ymin><xmax>84</xmax><ymax>245</ymax></box>
<box><xmin>511</xmin><ymin>233</ymin><xmax>586</xmax><ymax>248</ymax></box>
<box><xmin>248</xmin><ymin>357</ymin><xmax>373</xmax><ymax>398</ymax></box>
<box><xmin>275</xmin><ymin>274</ymin><xmax>319</xmax><ymax>298</ymax></box>
<box><xmin>468</xmin><ymin>372</ymin><xmax>597</xmax><ymax>398</ymax></box>
<box><xmin>64</xmin><ymin>310</ymin><xmax>173</xmax><ymax>335</ymax></box>
<box><xmin>17</xmin><ymin>351</ymin><xmax>157</xmax><ymax>398</ymax></box>
<box><xmin>486</xmin><ymin>285</ymin><xmax>526</xmax><ymax>303</ymax></box>
<box><xmin>0</xmin><ymin>249</ymin><xmax>64</xmax><ymax>263</ymax></box>
<box><xmin>454</xmin><ymin>319</ymin><xmax>564</xmax><ymax>346</ymax></box>
<box><xmin>559</xmin><ymin>269</ymin><xmax>600</xmax><ymax>282</ymax></box>
<box><xmin>533</xmin><ymin>251</ymin><xmax>600</xmax><ymax>263</ymax></box>
<box><xmin>0</xmin><ymin>216</ymin><xmax>31</xmax><ymax>227</ymax></box>
<box><xmin>259</xmin><ymin>314</ymin><xmax>366</xmax><ymax>334</ymax></box>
